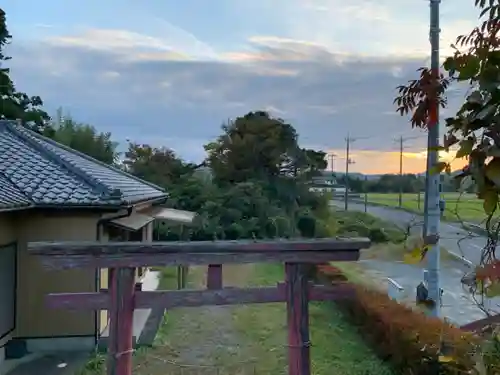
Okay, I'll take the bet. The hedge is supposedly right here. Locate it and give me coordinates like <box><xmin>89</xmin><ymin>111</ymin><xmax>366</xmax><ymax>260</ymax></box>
<box><xmin>316</xmin><ymin>264</ymin><xmax>480</xmax><ymax>375</ymax></box>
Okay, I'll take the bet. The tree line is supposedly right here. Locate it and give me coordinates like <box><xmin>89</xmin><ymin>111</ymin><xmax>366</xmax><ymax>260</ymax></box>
<box><xmin>0</xmin><ymin>7</ymin><xmax>408</xmax><ymax>244</ymax></box>
<box><xmin>335</xmin><ymin>173</ymin><xmax>464</xmax><ymax>194</ymax></box>
<box><xmin>2</xmin><ymin>7</ymin><xmax>337</xmax><ymax>240</ymax></box>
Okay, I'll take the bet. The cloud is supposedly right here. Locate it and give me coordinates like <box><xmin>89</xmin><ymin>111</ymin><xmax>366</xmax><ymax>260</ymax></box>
<box><xmin>47</xmin><ymin>28</ymin><xmax>216</xmax><ymax>62</ymax></box>
<box><xmin>5</xmin><ymin>24</ymin><xmax>471</xmax><ymax>171</ymax></box>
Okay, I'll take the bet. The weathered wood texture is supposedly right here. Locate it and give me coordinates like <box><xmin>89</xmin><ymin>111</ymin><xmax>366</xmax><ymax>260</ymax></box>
<box><xmin>29</xmin><ymin>238</ymin><xmax>370</xmax><ymax>255</ymax></box>
<box><xmin>286</xmin><ymin>263</ymin><xmax>311</xmax><ymax>375</ymax></box>
<box><xmin>107</xmin><ymin>268</ymin><xmax>135</xmax><ymax>375</ymax></box>
<box><xmin>460</xmin><ymin>313</ymin><xmax>500</xmax><ymax>332</ymax></box>
<box><xmin>31</xmin><ymin>237</ymin><xmax>370</xmax><ymax>375</ymax></box>
<box><xmin>207</xmin><ymin>264</ymin><xmax>223</xmax><ymax>289</ymax></box>
<box><xmin>33</xmin><ymin>250</ymin><xmax>361</xmax><ymax>270</ymax></box>
<box><xmin>45</xmin><ymin>283</ymin><xmax>355</xmax><ymax>310</ymax></box>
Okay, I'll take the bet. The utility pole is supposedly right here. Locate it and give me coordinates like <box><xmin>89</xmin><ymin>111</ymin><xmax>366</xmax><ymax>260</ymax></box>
<box><xmin>344</xmin><ymin>136</ymin><xmax>355</xmax><ymax>211</ymax></box>
<box><xmin>329</xmin><ymin>153</ymin><xmax>336</xmax><ymax>198</ymax></box>
<box><xmin>425</xmin><ymin>0</ymin><xmax>442</xmax><ymax>317</ymax></box>
<box><xmin>398</xmin><ymin>136</ymin><xmax>404</xmax><ymax>208</ymax></box>
<box><xmin>395</xmin><ymin>135</ymin><xmax>419</xmax><ymax>208</ymax></box>
<box><xmin>328</xmin><ymin>153</ymin><xmax>336</xmax><ymax>178</ymax></box>
<box><xmin>423</xmin><ymin>141</ymin><xmax>431</xmax><ymax>237</ymax></box>
<box><xmin>364</xmin><ymin>175</ymin><xmax>368</xmax><ymax>213</ymax></box>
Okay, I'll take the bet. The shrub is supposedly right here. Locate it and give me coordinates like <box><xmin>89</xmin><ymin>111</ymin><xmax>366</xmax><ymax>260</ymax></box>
<box><xmin>317</xmin><ymin>264</ymin><xmax>479</xmax><ymax>375</ymax></box>
<box><xmin>333</xmin><ymin>211</ymin><xmax>405</xmax><ymax>243</ymax></box>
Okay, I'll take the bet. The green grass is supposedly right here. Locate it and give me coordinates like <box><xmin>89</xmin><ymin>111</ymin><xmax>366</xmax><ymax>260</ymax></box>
<box><xmin>332</xmin><ymin>210</ymin><xmax>406</xmax><ymax>243</ymax></box>
<box><xmin>76</xmin><ymin>268</ymin><xmax>181</xmax><ymax>375</ymax></box>
<box><xmin>232</xmin><ymin>264</ymin><xmax>395</xmax><ymax>375</ymax></box>
<box><xmin>365</xmin><ymin>192</ymin><xmax>489</xmax><ymax>223</ymax></box>
<box><xmin>78</xmin><ymin>264</ymin><xmax>395</xmax><ymax>375</ymax></box>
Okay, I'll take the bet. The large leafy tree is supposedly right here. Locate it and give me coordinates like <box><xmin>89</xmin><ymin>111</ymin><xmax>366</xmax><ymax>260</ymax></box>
<box><xmin>126</xmin><ymin>111</ymin><xmax>330</xmax><ymax>241</ymax></box>
<box><xmin>204</xmin><ymin>111</ymin><xmax>327</xmax><ymax>185</ymax></box>
<box><xmin>123</xmin><ymin>143</ymin><xmax>197</xmax><ymax>187</ymax></box>
<box><xmin>45</xmin><ymin>108</ymin><xmax>118</xmax><ymax>165</ymax></box>
<box><xmin>0</xmin><ymin>8</ymin><xmax>49</xmax><ymax>129</ymax></box>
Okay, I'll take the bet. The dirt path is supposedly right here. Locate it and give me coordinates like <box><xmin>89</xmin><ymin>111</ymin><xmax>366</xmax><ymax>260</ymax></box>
<box><xmin>132</xmin><ymin>263</ymin><xmax>394</xmax><ymax>375</ymax></box>
<box><xmin>148</xmin><ymin>264</ymin><xmax>258</xmax><ymax>374</ymax></box>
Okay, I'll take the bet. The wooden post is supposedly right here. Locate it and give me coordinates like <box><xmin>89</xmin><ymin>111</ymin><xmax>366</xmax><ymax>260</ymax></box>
<box><xmin>177</xmin><ymin>266</ymin><xmax>182</xmax><ymax>290</ymax></box>
<box><xmin>30</xmin><ymin>239</ymin><xmax>368</xmax><ymax>375</ymax></box>
<box><xmin>177</xmin><ymin>265</ymin><xmax>188</xmax><ymax>289</ymax></box>
<box><xmin>207</xmin><ymin>264</ymin><xmax>223</xmax><ymax>289</ymax></box>
<box><xmin>181</xmin><ymin>265</ymin><xmax>188</xmax><ymax>288</ymax></box>
<box><xmin>285</xmin><ymin>263</ymin><xmax>311</xmax><ymax>375</ymax></box>
<box><xmin>107</xmin><ymin>267</ymin><xmax>136</xmax><ymax>375</ymax></box>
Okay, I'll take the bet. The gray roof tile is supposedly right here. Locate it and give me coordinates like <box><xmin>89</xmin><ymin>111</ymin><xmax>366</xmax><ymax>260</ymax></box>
<box><xmin>0</xmin><ymin>120</ymin><xmax>166</xmax><ymax>209</ymax></box>
<box><xmin>0</xmin><ymin>174</ymin><xmax>32</xmax><ymax>210</ymax></box>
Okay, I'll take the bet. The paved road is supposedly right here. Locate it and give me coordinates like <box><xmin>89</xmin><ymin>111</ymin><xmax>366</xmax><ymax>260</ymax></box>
<box><xmin>330</xmin><ymin>199</ymin><xmax>498</xmax><ymax>326</ymax></box>
<box><xmin>331</xmin><ymin>200</ymin><xmax>485</xmax><ymax>264</ymax></box>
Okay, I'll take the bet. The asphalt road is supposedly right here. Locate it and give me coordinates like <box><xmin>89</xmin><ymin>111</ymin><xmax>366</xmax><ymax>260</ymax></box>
<box><xmin>330</xmin><ymin>199</ymin><xmax>485</xmax><ymax>265</ymax></box>
<box><xmin>330</xmin><ymin>199</ymin><xmax>497</xmax><ymax>325</ymax></box>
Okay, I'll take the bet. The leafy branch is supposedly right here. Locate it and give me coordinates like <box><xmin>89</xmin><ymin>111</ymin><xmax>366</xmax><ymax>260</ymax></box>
<box><xmin>394</xmin><ymin>0</ymin><xmax>500</xmax><ymax>303</ymax></box>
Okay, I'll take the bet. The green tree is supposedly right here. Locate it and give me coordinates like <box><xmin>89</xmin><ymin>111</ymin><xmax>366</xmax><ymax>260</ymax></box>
<box><xmin>205</xmin><ymin>111</ymin><xmax>326</xmax><ymax>185</ymax></box>
<box><xmin>45</xmin><ymin>108</ymin><xmax>118</xmax><ymax>165</ymax></box>
<box><xmin>124</xmin><ymin>143</ymin><xmax>197</xmax><ymax>187</ymax></box>
<box><xmin>363</xmin><ymin>174</ymin><xmax>425</xmax><ymax>193</ymax></box>
<box><xmin>0</xmin><ymin>8</ymin><xmax>49</xmax><ymax>129</ymax></box>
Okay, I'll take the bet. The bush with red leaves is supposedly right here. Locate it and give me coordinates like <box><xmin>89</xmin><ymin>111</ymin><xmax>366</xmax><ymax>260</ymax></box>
<box><xmin>317</xmin><ymin>265</ymin><xmax>479</xmax><ymax>375</ymax></box>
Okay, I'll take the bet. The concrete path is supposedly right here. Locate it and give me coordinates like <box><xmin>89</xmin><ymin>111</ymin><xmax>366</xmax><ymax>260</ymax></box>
<box><xmin>331</xmin><ymin>200</ymin><xmax>500</xmax><ymax>325</ymax></box>
<box><xmin>6</xmin><ymin>270</ymin><xmax>165</xmax><ymax>375</ymax></box>
<box><xmin>5</xmin><ymin>352</ymin><xmax>87</xmax><ymax>375</ymax></box>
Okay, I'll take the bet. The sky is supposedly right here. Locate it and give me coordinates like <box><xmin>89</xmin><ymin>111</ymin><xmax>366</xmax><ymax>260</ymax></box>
<box><xmin>2</xmin><ymin>0</ymin><xmax>479</xmax><ymax>173</ymax></box>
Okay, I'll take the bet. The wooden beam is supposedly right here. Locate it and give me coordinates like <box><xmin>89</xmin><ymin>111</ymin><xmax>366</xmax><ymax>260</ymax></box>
<box><xmin>460</xmin><ymin>313</ymin><xmax>500</xmax><ymax>332</ymax></box>
<box><xmin>286</xmin><ymin>263</ymin><xmax>311</xmax><ymax>375</ymax></box>
<box><xmin>35</xmin><ymin>250</ymin><xmax>360</xmax><ymax>270</ymax></box>
<box><xmin>29</xmin><ymin>238</ymin><xmax>370</xmax><ymax>255</ymax></box>
<box><xmin>45</xmin><ymin>284</ymin><xmax>355</xmax><ymax>310</ymax></box>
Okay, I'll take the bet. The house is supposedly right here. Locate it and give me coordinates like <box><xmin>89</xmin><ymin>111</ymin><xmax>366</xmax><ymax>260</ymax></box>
<box><xmin>308</xmin><ymin>175</ymin><xmax>347</xmax><ymax>195</ymax></box>
<box><xmin>0</xmin><ymin>120</ymin><xmax>182</xmax><ymax>368</ymax></box>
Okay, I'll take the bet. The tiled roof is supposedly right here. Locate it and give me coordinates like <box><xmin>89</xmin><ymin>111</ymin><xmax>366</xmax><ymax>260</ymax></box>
<box><xmin>0</xmin><ymin>174</ymin><xmax>32</xmax><ymax>210</ymax></box>
<box><xmin>0</xmin><ymin>120</ymin><xmax>166</xmax><ymax>210</ymax></box>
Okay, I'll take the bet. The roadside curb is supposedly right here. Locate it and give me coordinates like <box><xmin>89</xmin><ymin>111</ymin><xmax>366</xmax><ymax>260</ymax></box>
<box><xmin>447</xmin><ymin>251</ymin><xmax>474</xmax><ymax>268</ymax></box>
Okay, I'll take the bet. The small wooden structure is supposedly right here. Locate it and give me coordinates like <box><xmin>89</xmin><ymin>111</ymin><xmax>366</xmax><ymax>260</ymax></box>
<box><xmin>29</xmin><ymin>237</ymin><xmax>370</xmax><ymax>375</ymax></box>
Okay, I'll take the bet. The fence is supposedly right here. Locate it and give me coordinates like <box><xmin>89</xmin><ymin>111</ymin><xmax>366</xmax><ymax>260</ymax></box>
<box><xmin>387</xmin><ymin>277</ymin><xmax>405</xmax><ymax>301</ymax></box>
<box><xmin>29</xmin><ymin>237</ymin><xmax>370</xmax><ymax>375</ymax></box>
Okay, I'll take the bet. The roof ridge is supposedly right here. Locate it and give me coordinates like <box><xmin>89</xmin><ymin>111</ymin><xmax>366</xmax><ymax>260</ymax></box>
<box><xmin>11</xmin><ymin>121</ymin><xmax>165</xmax><ymax>193</ymax></box>
<box><xmin>4</xmin><ymin>121</ymin><xmax>113</xmax><ymax>198</ymax></box>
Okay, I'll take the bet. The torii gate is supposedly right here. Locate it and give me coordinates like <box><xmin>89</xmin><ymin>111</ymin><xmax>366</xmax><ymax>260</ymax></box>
<box><xmin>29</xmin><ymin>237</ymin><xmax>370</xmax><ymax>375</ymax></box>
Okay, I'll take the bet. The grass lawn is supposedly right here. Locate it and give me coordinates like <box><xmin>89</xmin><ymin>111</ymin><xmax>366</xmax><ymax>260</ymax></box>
<box><xmin>366</xmin><ymin>192</ymin><xmax>489</xmax><ymax>223</ymax></box>
<box><xmin>79</xmin><ymin>264</ymin><xmax>394</xmax><ymax>375</ymax></box>
<box><xmin>231</xmin><ymin>263</ymin><xmax>394</xmax><ymax>375</ymax></box>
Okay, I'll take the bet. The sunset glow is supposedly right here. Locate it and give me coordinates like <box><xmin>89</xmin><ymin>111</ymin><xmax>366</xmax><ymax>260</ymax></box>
<box><xmin>327</xmin><ymin>149</ymin><xmax>468</xmax><ymax>175</ymax></box>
